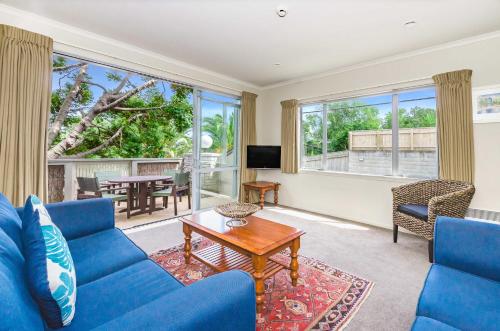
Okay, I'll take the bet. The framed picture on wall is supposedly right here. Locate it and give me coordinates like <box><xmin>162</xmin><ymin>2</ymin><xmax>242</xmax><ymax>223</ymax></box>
<box><xmin>473</xmin><ymin>85</ymin><xmax>500</xmax><ymax>123</ymax></box>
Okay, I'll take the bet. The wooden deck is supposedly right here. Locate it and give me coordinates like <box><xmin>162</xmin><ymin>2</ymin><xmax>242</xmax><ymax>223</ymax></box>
<box><xmin>115</xmin><ymin>198</ymin><xmax>191</xmax><ymax>230</ymax></box>
<box><xmin>114</xmin><ymin>195</ymin><xmax>232</xmax><ymax>229</ymax></box>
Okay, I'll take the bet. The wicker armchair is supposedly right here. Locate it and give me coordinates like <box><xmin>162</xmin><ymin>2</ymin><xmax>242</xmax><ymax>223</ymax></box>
<box><xmin>392</xmin><ymin>179</ymin><xmax>475</xmax><ymax>262</ymax></box>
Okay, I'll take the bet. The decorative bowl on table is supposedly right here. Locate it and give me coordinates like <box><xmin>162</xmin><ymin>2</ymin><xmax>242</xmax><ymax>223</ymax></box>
<box><xmin>214</xmin><ymin>202</ymin><xmax>259</xmax><ymax>227</ymax></box>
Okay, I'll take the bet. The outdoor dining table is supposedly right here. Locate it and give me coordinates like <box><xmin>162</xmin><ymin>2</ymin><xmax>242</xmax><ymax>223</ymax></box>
<box><xmin>108</xmin><ymin>175</ymin><xmax>172</xmax><ymax>217</ymax></box>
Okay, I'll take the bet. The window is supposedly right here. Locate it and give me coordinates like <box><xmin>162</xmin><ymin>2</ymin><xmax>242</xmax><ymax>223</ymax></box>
<box><xmin>300</xmin><ymin>86</ymin><xmax>437</xmax><ymax>178</ymax></box>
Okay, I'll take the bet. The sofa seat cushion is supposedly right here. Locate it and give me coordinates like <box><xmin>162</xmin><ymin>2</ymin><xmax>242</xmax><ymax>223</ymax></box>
<box><xmin>411</xmin><ymin>316</ymin><xmax>459</xmax><ymax>331</ymax></box>
<box><xmin>68</xmin><ymin>228</ymin><xmax>146</xmax><ymax>286</ymax></box>
<box><xmin>0</xmin><ymin>230</ymin><xmax>45</xmax><ymax>331</ymax></box>
<box><xmin>397</xmin><ymin>204</ymin><xmax>428</xmax><ymax>221</ymax></box>
<box><xmin>416</xmin><ymin>264</ymin><xmax>500</xmax><ymax>330</ymax></box>
<box><xmin>57</xmin><ymin>260</ymin><xmax>183</xmax><ymax>330</ymax></box>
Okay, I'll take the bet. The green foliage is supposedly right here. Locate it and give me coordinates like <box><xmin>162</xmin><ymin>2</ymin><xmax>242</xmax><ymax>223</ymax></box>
<box><xmin>302</xmin><ymin>102</ymin><xmax>436</xmax><ymax>156</ymax></box>
<box><xmin>202</xmin><ymin>112</ymin><xmax>235</xmax><ymax>153</ymax></box>
<box><xmin>302</xmin><ymin>112</ymin><xmax>323</xmax><ymax>156</ymax></box>
<box><xmin>53</xmin><ymin>56</ymin><xmax>67</xmax><ymax>69</ymax></box>
<box><xmin>326</xmin><ymin>101</ymin><xmax>382</xmax><ymax>153</ymax></box>
<box><xmin>383</xmin><ymin>107</ymin><xmax>436</xmax><ymax>129</ymax></box>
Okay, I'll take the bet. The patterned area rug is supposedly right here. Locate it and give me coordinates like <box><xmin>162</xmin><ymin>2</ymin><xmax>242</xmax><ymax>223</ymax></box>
<box><xmin>150</xmin><ymin>238</ymin><xmax>374</xmax><ymax>331</ymax></box>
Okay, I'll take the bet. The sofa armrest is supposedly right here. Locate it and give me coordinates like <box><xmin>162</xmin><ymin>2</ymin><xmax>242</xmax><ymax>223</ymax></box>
<box><xmin>17</xmin><ymin>199</ymin><xmax>115</xmax><ymax>240</ymax></box>
<box><xmin>94</xmin><ymin>270</ymin><xmax>256</xmax><ymax>331</ymax></box>
<box><xmin>434</xmin><ymin>216</ymin><xmax>500</xmax><ymax>281</ymax></box>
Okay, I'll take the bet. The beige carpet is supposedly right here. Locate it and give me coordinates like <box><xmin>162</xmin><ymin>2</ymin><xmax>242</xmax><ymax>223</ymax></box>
<box><xmin>126</xmin><ymin>205</ymin><xmax>429</xmax><ymax>331</ymax></box>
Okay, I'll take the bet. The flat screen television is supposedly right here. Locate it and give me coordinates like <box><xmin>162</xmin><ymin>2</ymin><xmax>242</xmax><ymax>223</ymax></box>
<box><xmin>247</xmin><ymin>145</ymin><xmax>281</xmax><ymax>169</ymax></box>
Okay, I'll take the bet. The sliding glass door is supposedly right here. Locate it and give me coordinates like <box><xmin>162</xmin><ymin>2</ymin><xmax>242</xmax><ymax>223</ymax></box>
<box><xmin>192</xmin><ymin>90</ymin><xmax>240</xmax><ymax>210</ymax></box>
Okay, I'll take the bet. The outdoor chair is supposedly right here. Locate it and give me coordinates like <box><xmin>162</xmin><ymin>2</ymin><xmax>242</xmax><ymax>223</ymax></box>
<box><xmin>76</xmin><ymin>177</ymin><xmax>131</xmax><ymax>218</ymax></box>
<box><xmin>151</xmin><ymin>172</ymin><xmax>191</xmax><ymax>216</ymax></box>
<box><xmin>392</xmin><ymin>179</ymin><xmax>475</xmax><ymax>262</ymax></box>
<box><xmin>163</xmin><ymin>169</ymin><xmax>179</xmax><ymax>179</ymax></box>
<box><xmin>95</xmin><ymin>171</ymin><xmax>121</xmax><ymax>187</ymax></box>
<box><xmin>95</xmin><ymin>171</ymin><xmax>126</xmax><ymax>205</ymax></box>
<box><xmin>163</xmin><ymin>169</ymin><xmax>191</xmax><ymax>203</ymax></box>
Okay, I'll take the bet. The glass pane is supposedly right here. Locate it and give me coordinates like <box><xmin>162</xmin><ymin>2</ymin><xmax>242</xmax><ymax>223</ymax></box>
<box><xmin>325</xmin><ymin>94</ymin><xmax>392</xmax><ymax>175</ymax></box>
<box><xmin>201</xmin><ymin>91</ymin><xmax>240</xmax><ymax>104</ymax></box>
<box><xmin>301</xmin><ymin>104</ymin><xmax>323</xmax><ymax>170</ymax></box>
<box><xmin>397</xmin><ymin>87</ymin><xmax>438</xmax><ymax>178</ymax></box>
<box><xmin>200</xmin><ymin>99</ymin><xmax>238</xmax><ymax>168</ymax></box>
<box><xmin>199</xmin><ymin>170</ymin><xmax>238</xmax><ymax>209</ymax></box>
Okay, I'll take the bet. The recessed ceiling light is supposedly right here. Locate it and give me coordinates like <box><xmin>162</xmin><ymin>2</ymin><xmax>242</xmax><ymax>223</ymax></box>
<box><xmin>404</xmin><ymin>21</ymin><xmax>417</xmax><ymax>28</ymax></box>
<box><xmin>274</xmin><ymin>63</ymin><xmax>281</xmax><ymax>66</ymax></box>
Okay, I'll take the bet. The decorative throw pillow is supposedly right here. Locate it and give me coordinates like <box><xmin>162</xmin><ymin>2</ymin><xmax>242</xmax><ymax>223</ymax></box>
<box><xmin>22</xmin><ymin>195</ymin><xmax>76</xmax><ymax>328</ymax></box>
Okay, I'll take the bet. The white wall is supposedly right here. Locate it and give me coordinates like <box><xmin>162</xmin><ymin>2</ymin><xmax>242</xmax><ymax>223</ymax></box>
<box><xmin>257</xmin><ymin>35</ymin><xmax>500</xmax><ymax>229</ymax></box>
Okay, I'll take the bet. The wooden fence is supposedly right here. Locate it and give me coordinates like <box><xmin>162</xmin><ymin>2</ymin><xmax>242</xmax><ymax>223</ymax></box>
<box><xmin>349</xmin><ymin>127</ymin><xmax>436</xmax><ymax>151</ymax></box>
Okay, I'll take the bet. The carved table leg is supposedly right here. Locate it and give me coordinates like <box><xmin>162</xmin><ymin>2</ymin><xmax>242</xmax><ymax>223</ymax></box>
<box><xmin>290</xmin><ymin>238</ymin><xmax>300</xmax><ymax>286</ymax></box>
<box><xmin>274</xmin><ymin>186</ymin><xmax>279</xmax><ymax>205</ymax></box>
<box><xmin>259</xmin><ymin>189</ymin><xmax>265</xmax><ymax>209</ymax></box>
<box><xmin>183</xmin><ymin>223</ymin><xmax>192</xmax><ymax>264</ymax></box>
<box><xmin>245</xmin><ymin>187</ymin><xmax>249</xmax><ymax>203</ymax></box>
<box><xmin>252</xmin><ymin>255</ymin><xmax>267</xmax><ymax>313</ymax></box>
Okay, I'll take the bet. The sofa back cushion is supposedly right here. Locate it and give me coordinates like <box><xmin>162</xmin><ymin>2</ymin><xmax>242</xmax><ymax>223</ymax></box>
<box><xmin>0</xmin><ymin>193</ymin><xmax>23</xmax><ymax>251</ymax></box>
<box><xmin>0</xmin><ymin>218</ymin><xmax>44</xmax><ymax>330</ymax></box>
<box><xmin>22</xmin><ymin>195</ymin><xmax>77</xmax><ymax>328</ymax></box>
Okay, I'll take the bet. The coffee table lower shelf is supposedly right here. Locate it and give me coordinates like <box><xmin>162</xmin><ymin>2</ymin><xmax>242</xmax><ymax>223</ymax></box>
<box><xmin>191</xmin><ymin>243</ymin><xmax>287</xmax><ymax>279</ymax></box>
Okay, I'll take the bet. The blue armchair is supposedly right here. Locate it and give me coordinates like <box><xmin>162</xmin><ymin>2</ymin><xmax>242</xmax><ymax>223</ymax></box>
<box><xmin>411</xmin><ymin>216</ymin><xmax>500</xmax><ymax>330</ymax></box>
<box><xmin>0</xmin><ymin>195</ymin><xmax>256</xmax><ymax>330</ymax></box>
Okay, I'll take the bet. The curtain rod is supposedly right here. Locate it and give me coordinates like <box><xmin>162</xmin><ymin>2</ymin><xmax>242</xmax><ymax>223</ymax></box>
<box><xmin>299</xmin><ymin>76</ymin><xmax>434</xmax><ymax>105</ymax></box>
<box><xmin>54</xmin><ymin>41</ymin><xmax>244</xmax><ymax>96</ymax></box>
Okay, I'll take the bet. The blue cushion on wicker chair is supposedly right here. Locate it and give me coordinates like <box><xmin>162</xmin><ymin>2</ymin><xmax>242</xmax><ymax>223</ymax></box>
<box><xmin>398</xmin><ymin>204</ymin><xmax>428</xmax><ymax>221</ymax></box>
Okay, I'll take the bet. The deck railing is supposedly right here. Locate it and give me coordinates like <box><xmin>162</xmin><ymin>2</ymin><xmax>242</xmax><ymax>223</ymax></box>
<box><xmin>48</xmin><ymin>154</ymin><xmax>222</xmax><ymax>202</ymax></box>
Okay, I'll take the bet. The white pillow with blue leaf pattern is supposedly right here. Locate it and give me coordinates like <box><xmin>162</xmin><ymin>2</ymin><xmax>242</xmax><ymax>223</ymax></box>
<box><xmin>22</xmin><ymin>195</ymin><xmax>76</xmax><ymax>328</ymax></box>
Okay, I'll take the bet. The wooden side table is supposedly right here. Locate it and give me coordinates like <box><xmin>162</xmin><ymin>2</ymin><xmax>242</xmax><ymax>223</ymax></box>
<box><xmin>242</xmin><ymin>181</ymin><xmax>280</xmax><ymax>209</ymax></box>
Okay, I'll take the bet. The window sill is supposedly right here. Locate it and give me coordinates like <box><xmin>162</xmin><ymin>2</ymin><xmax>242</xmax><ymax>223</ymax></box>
<box><xmin>298</xmin><ymin>169</ymin><xmax>428</xmax><ymax>183</ymax></box>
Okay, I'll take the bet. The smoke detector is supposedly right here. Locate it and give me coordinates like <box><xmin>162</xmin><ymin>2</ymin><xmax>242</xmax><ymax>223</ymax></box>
<box><xmin>276</xmin><ymin>6</ymin><xmax>287</xmax><ymax>18</ymax></box>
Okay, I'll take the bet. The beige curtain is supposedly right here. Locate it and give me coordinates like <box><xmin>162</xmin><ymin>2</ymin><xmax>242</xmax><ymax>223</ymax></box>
<box><xmin>432</xmin><ymin>69</ymin><xmax>474</xmax><ymax>183</ymax></box>
<box><xmin>0</xmin><ymin>25</ymin><xmax>53</xmax><ymax>206</ymax></box>
<box><xmin>280</xmin><ymin>99</ymin><xmax>299</xmax><ymax>173</ymax></box>
<box><xmin>239</xmin><ymin>91</ymin><xmax>258</xmax><ymax>202</ymax></box>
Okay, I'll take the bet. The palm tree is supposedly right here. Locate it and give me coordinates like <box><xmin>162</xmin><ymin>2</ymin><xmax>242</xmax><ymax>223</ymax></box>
<box><xmin>202</xmin><ymin>112</ymin><xmax>234</xmax><ymax>153</ymax></box>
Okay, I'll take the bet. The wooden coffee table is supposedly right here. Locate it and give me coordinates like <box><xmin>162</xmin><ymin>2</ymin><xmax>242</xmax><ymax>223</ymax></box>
<box><xmin>181</xmin><ymin>210</ymin><xmax>305</xmax><ymax>313</ymax></box>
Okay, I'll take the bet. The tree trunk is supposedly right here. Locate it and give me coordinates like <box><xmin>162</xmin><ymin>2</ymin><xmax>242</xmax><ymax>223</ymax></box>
<box><xmin>48</xmin><ymin>64</ymin><xmax>88</xmax><ymax>145</ymax></box>
<box><xmin>48</xmin><ymin>79</ymin><xmax>156</xmax><ymax>159</ymax></box>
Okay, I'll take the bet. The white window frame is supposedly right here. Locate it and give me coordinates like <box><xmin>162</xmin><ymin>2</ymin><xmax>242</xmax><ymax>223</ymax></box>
<box><xmin>299</xmin><ymin>85</ymin><xmax>438</xmax><ymax>179</ymax></box>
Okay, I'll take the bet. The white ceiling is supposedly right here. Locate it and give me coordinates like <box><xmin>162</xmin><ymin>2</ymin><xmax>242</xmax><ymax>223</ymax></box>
<box><xmin>2</xmin><ymin>0</ymin><xmax>500</xmax><ymax>87</ymax></box>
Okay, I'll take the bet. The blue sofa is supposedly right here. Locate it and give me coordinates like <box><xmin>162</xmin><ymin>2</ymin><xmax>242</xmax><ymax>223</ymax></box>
<box><xmin>0</xmin><ymin>196</ymin><xmax>256</xmax><ymax>330</ymax></box>
<box><xmin>411</xmin><ymin>216</ymin><xmax>500</xmax><ymax>331</ymax></box>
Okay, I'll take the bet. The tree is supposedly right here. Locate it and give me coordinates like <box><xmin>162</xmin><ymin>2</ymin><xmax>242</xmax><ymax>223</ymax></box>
<box><xmin>302</xmin><ymin>113</ymin><xmax>323</xmax><ymax>156</ymax></box>
<box><xmin>48</xmin><ymin>56</ymin><xmax>193</xmax><ymax>159</ymax></box>
<box><xmin>383</xmin><ymin>106</ymin><xmax>436</xmax><ymax>129</ymax></box>
<box><xmin>302</xmin><ymin>101</ymin><xmax>436</xmax><ymax>156</ymax></box>
<box><xmin>202</xmin><ymin>112</ymin><xmax>235</xmax><ymax>153</ymax></box>
<box><xmin>326</xmin><ymin>101</ymin><xmax>382</xmax><ymax>152</ymax></box>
